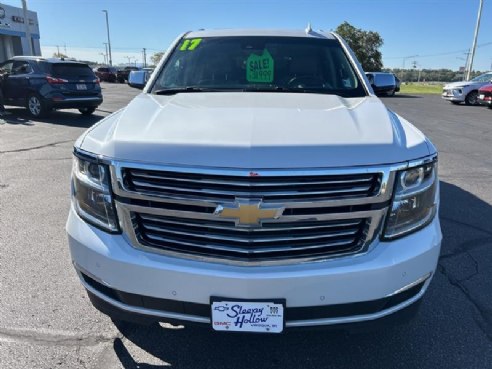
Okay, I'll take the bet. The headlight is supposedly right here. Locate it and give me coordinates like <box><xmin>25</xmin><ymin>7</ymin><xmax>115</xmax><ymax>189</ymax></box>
<box><xmin>71</xmin><ymin>153</ymin><xmax>119</xmax><ymax>232</ymax></box>
<box><xmin>383</xmin><ymin>159</ymin><xmax>438</xmax><ymax>239</ymax></box>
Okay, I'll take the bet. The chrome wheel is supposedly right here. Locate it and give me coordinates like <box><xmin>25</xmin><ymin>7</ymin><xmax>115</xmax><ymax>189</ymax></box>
<box><xmin>28</xmin><ymin>96</ymin><xmax>42</xmax><ymax>116</ymax></box>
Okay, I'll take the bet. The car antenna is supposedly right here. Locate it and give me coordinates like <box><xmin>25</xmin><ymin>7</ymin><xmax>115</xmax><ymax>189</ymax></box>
<box><xmin>305</xmin><ymin>22</ymin><xmax>312</xmax><ymax>34</ymax></box>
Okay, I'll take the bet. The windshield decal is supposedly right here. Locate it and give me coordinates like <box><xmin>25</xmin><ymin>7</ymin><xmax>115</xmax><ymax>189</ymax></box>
<box><xmin>179</xmin><ymin>38</ymin><xmax>202</xmax><ymax>51</ymax></box>
<box><xmin>246</xmin><ymin>49</ymin><xmax>274</xmax><ymax>83</ymax></box>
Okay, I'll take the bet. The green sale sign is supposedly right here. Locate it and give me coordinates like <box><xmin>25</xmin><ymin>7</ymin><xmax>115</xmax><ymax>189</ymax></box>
<box><xmin>246</xmin><ymin>49</ymin><xmax>274</xmax><ymax>83</ymax></box>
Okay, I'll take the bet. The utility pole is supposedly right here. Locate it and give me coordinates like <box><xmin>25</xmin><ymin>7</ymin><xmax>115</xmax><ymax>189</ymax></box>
<box><xmin>102</xmin><ymin>10</ymin><xmax>113</xmax><ymax>66</ymax></box>
<box><xmin>466</xmin><ymin>0</ymin><xmax>484</xmax><ymax>80</ymax></box>
<box><xmin>64</xmin><ymin>43</ymin><xmax>67</xmax><ymax>55</ymax></box>
<box><xmin>412</xmin><ymin>61</ymin><xmax>418</xmax><ymax>82</ymax></box>
<box><xmin>21</xmin><ymin>0</ymin><xmax>34</xmax><ymax>55</ymax></box>
<box><xmin>56</xmin><ymin>45</ymin><xmax>60</xmax><ymax>55</ymax></box>
<box><xmin>143</xmin><ymin>48</ymin><xmax>147</xmax><ymax>68</ymax></box>
<box><xmin>103</xmin><ymin>43</ymin><xmax>108</xmax><ymax>65</ymax></box>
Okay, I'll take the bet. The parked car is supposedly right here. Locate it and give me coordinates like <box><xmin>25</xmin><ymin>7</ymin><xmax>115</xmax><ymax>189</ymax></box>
<box><xmin>0</xmin><ymin>56</ymin><xmax>102</xmax><ymax>117</ymax></box>
<box><xmin>116</xmin><ymin>66</ymin><xmax>140</xmax><ymax>83</ymax></box>
<box><xmin>127</xmin><ymin>68</ymin><xmax>153</xmax><ymax>88</ymax></box>
<box><xmin>95</xmin><ymin>66</ymin><xmax>117</xmax><ymax>82</ymax></box>
<box><xmin>477</xmin><ymin>84</ymin><xmax>492</xmax><ymax>108</ymax></box>
<box><xmin>442</xmin><ymin>72</ymin><xmax>492</xmax><ymax>105</ymax></box>
<box><xmin>395</xmin><ymin>75</ymin><xmax>401</xmax><ymax>92</ymax></box>
<box><xmin>67</xmin><ymin>29</ymin><xmax>441</xmax><ymax>333</ymax></box>
<box><xmin>365</xmin><ymin>72</ymin><xmax>398</xmax><ymax>96</ymax></box>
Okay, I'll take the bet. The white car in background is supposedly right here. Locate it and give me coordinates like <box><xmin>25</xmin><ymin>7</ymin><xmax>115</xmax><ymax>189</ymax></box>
<box><xmin>442</xmin><ymin>72</ymin><xmax>492</xmax><ymax>105</ymax></box>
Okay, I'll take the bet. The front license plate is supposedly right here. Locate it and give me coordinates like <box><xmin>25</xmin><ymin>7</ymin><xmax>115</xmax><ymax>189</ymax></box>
<box><xmin>76</xmin><ymin>84</ymin><xmax>87</xmax><ymax>90</ymax></box>
<box><xmin>479</xmin><ymin>94</ymin><xmax>485</xmax><ymax>99</ymax></box>
<box><xmin>211</xmin><ymin>300</ymin><xmax>284</xmax><ymax>333</ymax></box>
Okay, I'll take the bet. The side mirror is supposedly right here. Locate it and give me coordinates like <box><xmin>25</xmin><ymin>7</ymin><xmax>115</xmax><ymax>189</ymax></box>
<box><xmin>128</xmin><ymin>70</ymin><xmax>147</xmax><ymax>90</ymax></box>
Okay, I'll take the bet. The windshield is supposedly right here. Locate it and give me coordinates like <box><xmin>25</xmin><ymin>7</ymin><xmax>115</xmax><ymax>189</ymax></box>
<box><xmin>152</xmin><ymin>36</ymin><xmax>366</xmax><ymax>97</ymax></box>
<box><xmin>472</xmin><ymin>73</ymin><xmax>492</xmax><ymax>82</ymax></box>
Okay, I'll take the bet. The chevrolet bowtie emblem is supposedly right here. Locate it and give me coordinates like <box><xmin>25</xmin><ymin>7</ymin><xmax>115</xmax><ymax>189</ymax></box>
<box><xmin>214</xmin><ymin>199</ymin><xmax>284</xmax><ymax>227</ymax></box>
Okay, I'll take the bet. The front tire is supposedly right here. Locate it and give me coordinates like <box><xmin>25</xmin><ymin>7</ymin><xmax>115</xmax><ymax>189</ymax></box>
<box><xmin>79</xmin><ymin>107</ymin><xmax>96</xmax><ymax>116</ymax></box>
<box><xmin>26</xmin><ymin>94</ymin><xmax>49</xmax><ymax>118</ymax></box>
<box><xmin>465</xmin><ymin>91</ymin><xmax>479</xmax><ymax>105</ymax></box>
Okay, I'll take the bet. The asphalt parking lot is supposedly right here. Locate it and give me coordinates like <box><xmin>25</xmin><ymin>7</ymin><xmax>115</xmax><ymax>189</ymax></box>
<box><xmin>0</xmin><ymin>84</ymin><xmax>491</xmax><ymax>369</ymax></box>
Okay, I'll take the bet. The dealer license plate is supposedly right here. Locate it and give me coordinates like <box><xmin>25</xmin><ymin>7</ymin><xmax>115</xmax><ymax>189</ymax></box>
<box><xmin>76</xmin><ymin>84</ymin><xmax>87</xmax><ymax>90</ymax></box>
<box><xmin>211</xmin><ymin>300</ymin><xmax>284</xmax><ymax>333</ymax></box>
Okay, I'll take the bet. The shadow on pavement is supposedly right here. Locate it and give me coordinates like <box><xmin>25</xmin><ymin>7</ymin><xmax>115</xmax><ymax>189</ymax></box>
<box><xmin>0</xmin><ymin>107</ymin><xmax>105</xmax><ymax>128</ymax></box>
<box><xmin>110</xmin><ymin>181</ymin><xmax>492</xmax><ymax>369</ymax></box>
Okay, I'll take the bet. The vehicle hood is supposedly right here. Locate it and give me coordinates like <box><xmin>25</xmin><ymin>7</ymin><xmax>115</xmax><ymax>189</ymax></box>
<box><xmin>479</xmin><ymin>84</ymin><xmax>492</xmax><ymax>92</ymax></box>
<box><xmin>79</xmin><ymin>92</ymin><xmax>431</xmax><ymax>169</ymax></box>
<box><xmin>444</xmin><ymin>80</ymin><xmax>485</xmax><ymax>89</ymax></box>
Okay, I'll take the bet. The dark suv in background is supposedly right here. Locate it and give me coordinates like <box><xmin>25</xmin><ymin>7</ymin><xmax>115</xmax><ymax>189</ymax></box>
<box><xmin>0</xmin><ymin>57</ymin><xmax>102</xmax><ymax>117</ymax></box>
<box><xmin>117</xmin><ymin>66</ymin><xmax>140</xmax><ymax>83</ymax></box>
<box><xmin>95</xmin><ymin>66</ymin><xmax>117</xmax><ymax>82</ymax></box>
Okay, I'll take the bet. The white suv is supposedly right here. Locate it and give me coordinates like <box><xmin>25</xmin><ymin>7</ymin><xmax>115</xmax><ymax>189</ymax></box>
<box><xmin>442</xmin><ymin>72</ymin><xmax>492</xmax><ymax>105</ymax></box>
<box><xmin>67</xmin><ymin>29</ymin><xmax>441</xmax><ymax>333</ymax></box>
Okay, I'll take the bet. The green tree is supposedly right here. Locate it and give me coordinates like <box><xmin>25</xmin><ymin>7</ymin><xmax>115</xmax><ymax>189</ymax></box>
<box><xmin>335</xmin><ymin>21</ymin><xmax>383</xmax><ymax>72</ymax></box>
<box><xmin>151</xmin><ymin>51</ymin><xmax>165</xmax><ymax>66</ymax></box>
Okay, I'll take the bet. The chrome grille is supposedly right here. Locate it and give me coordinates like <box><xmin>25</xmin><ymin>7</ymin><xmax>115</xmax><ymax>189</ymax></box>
<box><xmin>122</xmin><ymin>168</ymin><xmax>381</xmax><ymax>202</ymax></box>
<box><xmin>111</xmin><ymin>163</ymin><xmax>394</xmax><ymax>265</ymax></box>
<box><xmin>133</xmin><ymin>213</ymin><xmax>369</xmax><ymax>261</ymax></box>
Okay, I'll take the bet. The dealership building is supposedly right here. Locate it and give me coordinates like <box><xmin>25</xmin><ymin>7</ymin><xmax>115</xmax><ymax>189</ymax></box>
<box><xmin>0</xmin><ymin>3</ymin><xmax>41</xmax><ymax>62</ymax></box>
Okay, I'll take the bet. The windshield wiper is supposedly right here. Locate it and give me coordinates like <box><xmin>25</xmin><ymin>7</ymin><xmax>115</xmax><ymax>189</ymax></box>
<box><xmin>154</xmin><ymin>87</ymin><xmax>227</xmax><ymax>95</ymax></box>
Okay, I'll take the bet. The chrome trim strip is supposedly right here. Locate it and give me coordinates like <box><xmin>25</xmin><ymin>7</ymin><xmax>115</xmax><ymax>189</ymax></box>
<box><xmin>129</xmin><ymin>171</ymin><xmax>376</xmax><ymax>186</ymax></box>
<box><xmin>118</xmin><ymin>202</ymin><xmax>384</xmax><ymax>223</ymax></box>
<box><xmin>387</xmin><ymin>273</ymin><xmax>432</xmax><ymax>297</ymax></box>
<box><xmin>138</xmin><ymin>214</ymin><xmax>363</xmax><ymax>232</ymax></box>
<box><xmin>286</xmin><ymin>278</ymin><xmax>430</xmax><ymax>327</ymax></box>
<box><xmin>61</xmin><ymin>97</ymin><xmax>102</xmax><ymax>102</ymax></box>
<box><xmin>143</xmin><ymin>234</ymin><xmax>356</xmax><ymax>254</ymax></box>
<box><xmin>129</xmin><ymin>178</ymin><xmax>373</xmax><ymax>198</ymax></box>
<box><xmin>142</xmin><ymin>223</ymin><xmax>359</xmax><ymax>243</ymax></box>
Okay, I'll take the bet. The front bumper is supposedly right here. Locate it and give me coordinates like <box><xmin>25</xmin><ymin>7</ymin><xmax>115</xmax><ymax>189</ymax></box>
<box><xmin>47</xmin><ymin>96</ymin><xmax>103</xmax><ymax>110</ymax></box>
<box><xmin>67</xmin><ymin>208</ymin><xmax>441</xmax><ymax>328</ymax></box>
<box><xmin>478</xmin><ymin>96</ymin><xmax>492</xmax><ymax>106</ymax></box>
<box><xmin>442</xmin><ymin>89</ymin><xmax>465</xmax><ymax>102</ymax></box>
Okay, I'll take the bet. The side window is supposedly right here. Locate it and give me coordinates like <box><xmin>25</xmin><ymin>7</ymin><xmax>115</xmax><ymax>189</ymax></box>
<box><xmin>12</xmin><ymin>61</ymin><xmax>32</xmax><ymax>75</ymax></box>
<box><xmin>0</xmin><ymin>62</ymin><xmax>14</xmax><ymax>74</ymax></box>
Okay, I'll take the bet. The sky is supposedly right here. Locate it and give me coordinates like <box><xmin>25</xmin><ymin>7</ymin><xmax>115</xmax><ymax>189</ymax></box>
<box><xmin>2</xmin><ymin>0</ymin><xmax>491</xmax><ymax>70</ymax></box>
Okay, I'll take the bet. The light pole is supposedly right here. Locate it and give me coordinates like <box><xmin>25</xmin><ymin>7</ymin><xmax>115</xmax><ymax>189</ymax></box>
<box><xmin>102</xmin><ymin>10</ymin><xmax>113</xmax><ymax>66</ymax></box>
<box><xmin>99</xmin><ymin>52</ymin><xmax>107</xmax><ymax>65</ymax></box>
<box><xmin>103</xmin><ymin>43</ymin><xmax>108</xmax><ymax>65</ymax></box>
<box><xmin>466</xmin><ymin>0</ymin><xmax>484</xmax><ymax>81</ymax></box>
<box><xmin>21</xmin><ymin>0</ymin><xmax>34</xmax><ymax>55</ymax></box>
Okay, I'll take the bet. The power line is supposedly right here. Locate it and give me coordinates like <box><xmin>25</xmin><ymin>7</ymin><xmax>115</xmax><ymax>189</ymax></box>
<box><xmin>385</xmin><ymin>41</ymin><xmax>492</xmax><ymax>60</ymax></box>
